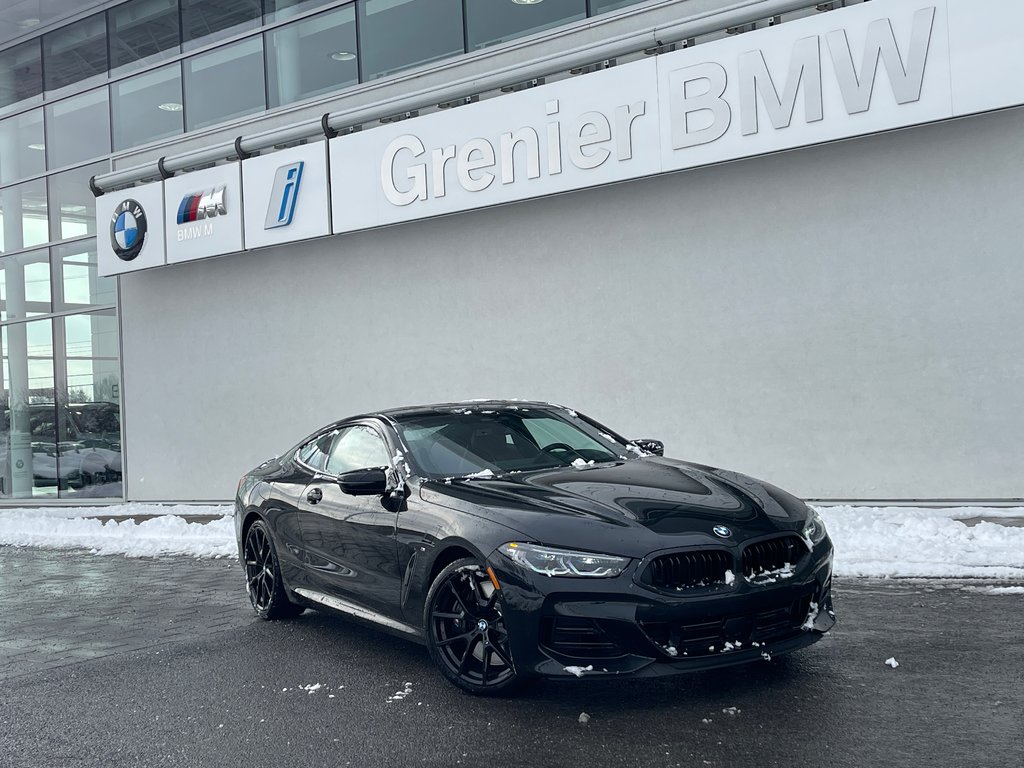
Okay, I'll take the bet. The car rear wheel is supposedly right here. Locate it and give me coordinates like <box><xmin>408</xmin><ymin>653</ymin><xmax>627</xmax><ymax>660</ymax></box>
<box><xmin>425</xmin><ymin>557</ymin><xmax>520</xmax><ymax>695</ymax></box>
<box><xmin>243</xmin><ymin>519</ymin><xmax>303</xmax><ymax>620</ymax></box>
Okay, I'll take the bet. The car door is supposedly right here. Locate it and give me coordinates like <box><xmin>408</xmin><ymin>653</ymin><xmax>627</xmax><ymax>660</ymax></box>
<box><xmin>296</xmin><ymin>423</ymin><xmax>403</xmax><ymax>616</ymax></box>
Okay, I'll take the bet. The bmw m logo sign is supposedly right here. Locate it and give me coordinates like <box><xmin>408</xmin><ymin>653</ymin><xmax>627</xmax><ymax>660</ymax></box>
<box><xmin>177</xmin><ymin>186</ymin><xmax>226</xmax><ymax>224</ymax></box>
<box><xmin>713</xmin><ymin>525</ymin><xmax>732</xmax><ymax>538</ymax></box>
<box><xmin>109</xmin><ymin>199</ymin><xmax>147</xmax><ymax>262</ymax></box>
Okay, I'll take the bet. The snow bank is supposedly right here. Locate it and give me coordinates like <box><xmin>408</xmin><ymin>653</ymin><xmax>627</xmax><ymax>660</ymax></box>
<box><xmin>0</xmin><ymin>502</ymin><xmax>229</xmax><ymax>519</ymax></box>
<box><xmin>816</xmin><ymin>506</ymin><xmax>1024</xmax><ymax>579</ymax></box>
<box><xmin>0</xmin><ymin>503</ymin><xmax>1023</xmax><ymax>579</ymax></box>
<box><xmin>0</xmin><ymin>506</ymin><xmax>234</xmax><ymax>558</ymax></box>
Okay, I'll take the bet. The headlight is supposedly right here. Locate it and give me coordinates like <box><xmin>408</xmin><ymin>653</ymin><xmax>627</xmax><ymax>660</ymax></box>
<box><xmin>498</xmin><ymin>542</ymin><xmax>629</xmax><ymax>578</ymax></box>
<box><xmin>802</xmin><ymin>509</ymin><xmax>827</xmax><ymax>546</ymax></box>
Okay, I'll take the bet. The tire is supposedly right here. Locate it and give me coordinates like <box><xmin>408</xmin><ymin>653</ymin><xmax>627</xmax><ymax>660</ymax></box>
<box><xmin>243</xmin><ymin>519</ymin><xmax>304</xmax><ymax>620</ymax></box>
<box><xmin>424</xmin><ymin>557</ymin><xmax>521</xmax><ymax>696</ymax></box>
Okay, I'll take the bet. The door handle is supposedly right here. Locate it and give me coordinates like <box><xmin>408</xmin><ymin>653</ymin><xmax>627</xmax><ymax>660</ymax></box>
<box><xmin>306</xmin><ymin>487</ymin><xmax>323</xmax><ymax>505</ymax></box>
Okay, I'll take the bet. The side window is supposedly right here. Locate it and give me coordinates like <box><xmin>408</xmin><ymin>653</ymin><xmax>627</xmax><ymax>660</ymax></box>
<box><xmin>297</xmin><ymin>431</ymin><xmax>335</xmax><ymax>472</ymax></box>
<box><xmin>326</xmin><ymin>425</ymin><xmax>390</xmax><ymax>475</ymax></box>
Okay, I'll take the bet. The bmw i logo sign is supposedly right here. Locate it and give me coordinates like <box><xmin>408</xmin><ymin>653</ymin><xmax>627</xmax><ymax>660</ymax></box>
<box><xmin>109</xmin><ymin>199</ymin><xmax>148</xmax><ymax>262</ymax></box>
<box><xmin>713</xmin><ymin>525</ymin><xmax>732</xmax><ymax>538</ymax></box>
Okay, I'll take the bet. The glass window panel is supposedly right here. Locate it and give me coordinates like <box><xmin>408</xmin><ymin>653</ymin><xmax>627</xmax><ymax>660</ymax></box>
<box><xmin>48</xmin><ymin>161</ymin><xmax>108</xmax><ymax>243</ymax></box>
<box><xmin>266</xmin><ymin>6</ymin><xmax>357</xmax><ymax>108</ymax></box>
<box><xmin>108</xmin><ymin>0</ymin><xmax>182</xmax><ymax>75</ymax></box>
<box><xmin>44</xmin><ymin>88</ymin><xmax>111</xmax><ymax>169</ymax></box>
<box><xmin>42</xmin><ymin>13</ymin><xmax>108</xmax><ymax>93</ymax></box>
<box><xmin>590</xmin><ymin>0</ymin><xmax>646</xmax><ymax>14</ymax></box>
<box><xmin>184</xmin><ymin>38</ymin><xmax>266</xmax><ymax>130</ymax></box>
<box><xmin>0</xmin><ymin>248</ymin><xmax>51</xmax><ymax>322</ymax></box>
<box><xmin>298</xmin><ymin>430</ymin><xmax>334</xmax><ymax>471</ymax></box>
<box><xmin>0</xmin><ymin>40</ymin><xmax>43</xmax><ymax>111</ymax></box>
<box><xmin>358</xmin><ymin>0</ymin><xmax>464</xmax><ymax>81</ymax></box>
<box><xmin>55</xmin><ymin>240</ymin><xmax>115</xmax><ymax>311</ymax></box>
<box><xmin>466</xmin><ymin>0</ymin><xmax>586</xmax><ymax>50</ymax></box>
<box><xmin>264</xmin><ymin>0</ymin><xmax>333</xmax><ymax>23</ymax></box>
<box><xmin>111</xmin><ymin>63</ymin><xmax>184</xmax><ymax>150</ymax></box>
<box><xmin>61</xmin><ymin>309</ymin><xmax>122</xmax><ymax>498</ymax></box>
<box><xmin>181</xmin><ymin>0</ymin><xmax>261</xmax><ymax>51</ymax></box>
<box><xmin>0</xmin><ymin>108</ymin><xmax>45</xmax><ymax>184</ymax></box>
<box><xmin>326</xmin><ymin>425</ymin><xmax>390</xmax><ymax>474</ymax></box>
<box><xmin>0</xmin><ymin>177</ymin><xmax>48</xmax><ymax>254</ymax></box>
<box><xmin>0</xmin><ymin>320</ymin><xmax>57</xmax><ymax>499</ymax></box>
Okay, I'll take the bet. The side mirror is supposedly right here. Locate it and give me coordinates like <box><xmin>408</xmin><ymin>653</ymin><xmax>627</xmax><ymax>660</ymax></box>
<box><xmin>632</xmin><ymin>439</ymin><xmax>664</xmax><ymax>457</ymax></box>
<box><xmin>337</xmin><ymin>467</ymin><xmax>388</xmax><ymax>496</ymax></box>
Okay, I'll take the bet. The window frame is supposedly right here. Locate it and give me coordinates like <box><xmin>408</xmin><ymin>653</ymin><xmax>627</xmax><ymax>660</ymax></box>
<box><xmin>324</xmin><ymin>422</ymin><xmax>393</xmax><ymax>476</ymax></box>
<box><xmin>295</xmin><ymin>419</ymin><xmax>395</xmax><ymax>478</ymax></box>
<box><xmin>295</xmin><ymin>428</ymin><xmax>337</xmax><ymax>473</ymax></box>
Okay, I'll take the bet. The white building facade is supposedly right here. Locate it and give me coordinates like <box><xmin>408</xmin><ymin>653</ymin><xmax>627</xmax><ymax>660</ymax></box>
<box><xmin>2</xmin><ymin>0</ymin><xmax>1022</xmax><ymax>504</ymax></box>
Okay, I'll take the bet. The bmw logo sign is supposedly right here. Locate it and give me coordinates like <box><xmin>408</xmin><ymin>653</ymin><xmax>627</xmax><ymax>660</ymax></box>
<box><xmin>713</xmin><ymin>525</ymin><xmax>732</xmax><ymax>538</ymax></box>
<box><xmin>110</xmin><ymin>199</ymin><xmax>148</xmax><ymax>262</ymax></box>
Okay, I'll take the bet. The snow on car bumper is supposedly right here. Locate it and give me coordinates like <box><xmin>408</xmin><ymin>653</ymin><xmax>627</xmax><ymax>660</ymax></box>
<box><xmin>489</xmin><ymin>540</ymin><xmax>835</xmax><ymax>679</ymax></box>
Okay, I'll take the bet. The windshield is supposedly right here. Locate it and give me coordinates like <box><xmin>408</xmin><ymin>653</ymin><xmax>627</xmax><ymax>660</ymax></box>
<box><xmin>393</xmin><ymin>408</ymin><xmax>628</xmax><ymax>479</ymax></box>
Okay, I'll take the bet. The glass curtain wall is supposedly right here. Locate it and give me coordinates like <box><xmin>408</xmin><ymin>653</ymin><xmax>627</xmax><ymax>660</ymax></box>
<box><xmin>0</xmin><ymin>40</ymin><xmax>43</xmax><ymax>111</ymax></box>
<box><xmin>108</xmin><ymin>0</ymin><xmax>182</xmax><ymax>75</ymax></box>
<box><xmin>110</xmin><ymin>64</ymin><xmax>185</xmax><ymax>150</ymax></box>
<box><xmin>266</xmin><ymin>5</ymin><xmax>357</xmax><ymax>107</ymax></box>
<box><xmin>44</xmin><ymin>88</ymin><xmax>111</xmax><ymax>170</ymax></box>
<box><xmin>183</xmin><ymin>37</ymin><xmax>266</xmax><ymax>130</ymax></box>
<box><xmin>0</xmin><ymin>241</ymin><xmax>120</xmax><ymax>501</ymax></box>
<box><xmin>357</xmin><ymin>0</ymin><xmax>464</xmax><ymax>81</ymax></box>
<box><xmin>2</xmin><ymin>0</ymin><xmax>653</xmax><ymax>149</ymax></box>
<box><xmin>0</xmin><ymin>96</ymin><xmax>119</xmax><ymax>501</ymax></box>
<box><xmin>465</xmin><ymin>0</ymin><xmax>587</xmax><ymax>50</ymax></box>
<box><xmin>42</xmin><ymin>13</ymin><xmax>109</xmax><ymax>95</ymax></box>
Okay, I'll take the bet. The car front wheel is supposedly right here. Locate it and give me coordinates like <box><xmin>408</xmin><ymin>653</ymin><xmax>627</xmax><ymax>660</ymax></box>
<box><xmin>424</xmin><ymin>557</ymin><xmax>520</xmax><ymax>695</ymax></box>
<box><xmin>243</xmin><ymin>519</ymin><xmax>303</xmax><ymax>620</ymax></box>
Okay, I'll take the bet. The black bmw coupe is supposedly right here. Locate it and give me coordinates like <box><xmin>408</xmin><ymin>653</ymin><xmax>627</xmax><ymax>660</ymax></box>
<box><xmin>234</xmin><ymin>401</ymin><xmax>835</xmax><ymax>694</ymax></box>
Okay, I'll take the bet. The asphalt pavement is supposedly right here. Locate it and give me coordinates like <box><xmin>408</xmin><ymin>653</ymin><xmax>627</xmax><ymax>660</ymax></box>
<box><xmin>1</xmin><ymin>547</ymin><xmax>1022</xmax><ymax>768</ymax></box>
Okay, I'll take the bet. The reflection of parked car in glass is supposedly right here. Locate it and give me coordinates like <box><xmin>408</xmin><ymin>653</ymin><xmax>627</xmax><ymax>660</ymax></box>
<box><xmin>1</xmin><ymin>403</ymin><xmax>121</xmax><ymax>494</ymax></box>
<box><xmin>66</xmin><ymin>403</ymin><xmax>122</xmax><ymax>452</ymax></box>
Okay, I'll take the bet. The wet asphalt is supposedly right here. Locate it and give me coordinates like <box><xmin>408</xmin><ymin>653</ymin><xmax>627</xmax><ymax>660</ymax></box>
<box><xmin>1</xmin><ymin>548</ymin><xmax>1022</xmax><ymax>768</ymax></box>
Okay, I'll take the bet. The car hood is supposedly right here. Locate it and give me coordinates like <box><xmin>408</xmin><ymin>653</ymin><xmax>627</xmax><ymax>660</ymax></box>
<box><xmin>419</xmin><ymin>457</ymin><xmax>810</xmax><ymax>557</ymax></box>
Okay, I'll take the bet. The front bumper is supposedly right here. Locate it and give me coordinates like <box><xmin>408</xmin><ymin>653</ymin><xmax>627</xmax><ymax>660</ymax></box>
<box><xmin>488</xmin><ymin>538</ymin><xmax>835</xmax><ymax>679</ymax></box>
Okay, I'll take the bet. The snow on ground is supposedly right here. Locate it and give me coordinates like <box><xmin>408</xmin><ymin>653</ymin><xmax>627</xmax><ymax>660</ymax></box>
<box><xmin>0</xmin><ymin>504</ymin><xmax>233</xmax><ymax>558</ymax></box>
<box><xmin>815</xmin><ymin>506</ymin><xmax>1024</xmax><ymax>579</ymax></box>
<box><xmin>0</xmin><ymin>503</ymin><xmax>1022</xmax><ymax>580</ymax></box>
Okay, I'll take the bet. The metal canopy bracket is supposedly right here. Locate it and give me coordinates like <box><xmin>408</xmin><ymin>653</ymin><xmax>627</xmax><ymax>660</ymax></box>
<box><xmin>321</xmin><ymin>113</ymin><xmax>338</xmax><ymax>139</ymax></box>
<box><xmin>157</xmin><ymin>157</ymin><xmax>174</xmax><ymax>180</ymax></box>
<box><xmin>233</xmin><ymin>136</ymin><xmax>253</xmax><ymax>161</ymax></box>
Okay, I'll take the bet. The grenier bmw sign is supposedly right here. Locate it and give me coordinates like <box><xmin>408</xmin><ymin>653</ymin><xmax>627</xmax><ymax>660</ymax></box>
<box><xmin>330</xmin><ymin>1</ymin><xmax>948</xmax><ymax>233</ymax></box>
<box><xmin>96</xmin><ymin>0</ymin><xmax>1024</xmax><ymax>277</ymax></box>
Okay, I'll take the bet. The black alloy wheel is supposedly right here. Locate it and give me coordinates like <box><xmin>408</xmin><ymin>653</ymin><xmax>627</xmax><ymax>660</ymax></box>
<box><xmin>425</xmin><ymin>558</ymin><xmax>520</xmax><ymax>695</ymax></box>
<box><xmin>243</xmin><ymin>519</ymin><xmax>303</xmax><ymax>620</ymax></box>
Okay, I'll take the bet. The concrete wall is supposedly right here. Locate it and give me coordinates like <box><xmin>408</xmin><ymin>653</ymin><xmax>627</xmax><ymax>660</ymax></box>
<box><xmin>119</xmin><ymin>105</ymin><xmax>1024</xmax><ymax>502</ymax></box>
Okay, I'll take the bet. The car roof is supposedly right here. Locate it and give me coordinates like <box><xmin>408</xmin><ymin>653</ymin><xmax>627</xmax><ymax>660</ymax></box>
<box><xmin>329</xmin><ymin>400</ymin><xmax>566</xmax><ymax>428</ymax></box>
<box><xmin>381</xmin><ymin>400</ymin><xmax>563</xmax><ymax>418</ymax></box>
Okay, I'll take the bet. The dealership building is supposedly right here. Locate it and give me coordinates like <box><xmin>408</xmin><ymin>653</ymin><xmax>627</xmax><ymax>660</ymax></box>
<box><xmin>0</xmin><ymin>0</ymin><xmax>1021</xmax><ymax>505</ymax></box>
